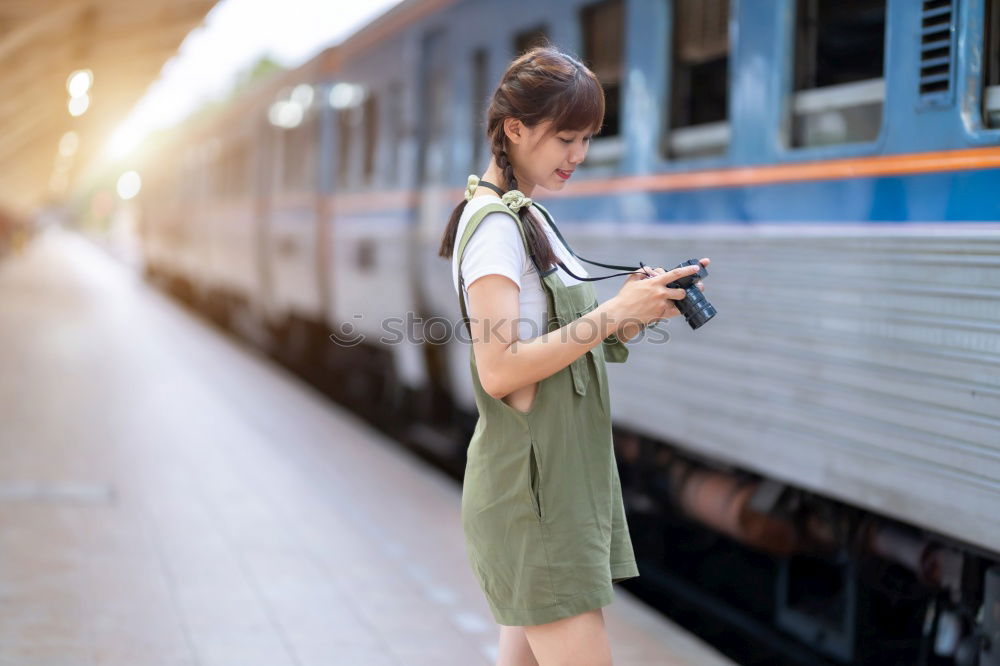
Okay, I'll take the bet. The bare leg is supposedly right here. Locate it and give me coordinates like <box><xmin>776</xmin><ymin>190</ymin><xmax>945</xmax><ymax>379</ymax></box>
<box><xmin>523</xmin><ymin>608</ymin><xmax>613</xmax><ymax>666</ymax></box>
<box><xmin>497</xmin><ymin>624</ymin><xmax>540</xmax><ymax>666</ymax></box>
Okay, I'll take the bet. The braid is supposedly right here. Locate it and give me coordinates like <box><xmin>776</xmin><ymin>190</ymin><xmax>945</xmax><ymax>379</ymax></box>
<box><xmin>497</xmin><ymin>146</ymin><xmax>517</xmax><ymax>192</ymax></box>
<box><xmin>489</xmin><ymin>132</ymin><xmax>555</xmax><ymax>270</ymax></box>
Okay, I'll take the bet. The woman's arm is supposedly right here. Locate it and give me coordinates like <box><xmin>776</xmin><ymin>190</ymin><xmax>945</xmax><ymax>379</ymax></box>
<box><xmin>614</xmin><ymin>320</ymin><xmax>645</xmax><ymax>344</ymax></box>
<box><xmin>467</xmin><ymin>260</ymin><xmax>708</xmax><ymax>399</ymax></box>
<box><xmin>466</xmin><ymin>274</ymin><xmax>626</xmax><ymax>399</ymax></box>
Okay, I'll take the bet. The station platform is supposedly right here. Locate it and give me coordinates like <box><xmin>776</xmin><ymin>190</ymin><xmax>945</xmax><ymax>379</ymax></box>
<box><xmin>0</xmin><ymin>227</ymin><xmax>736</xmax><ymax>666</ymax></box>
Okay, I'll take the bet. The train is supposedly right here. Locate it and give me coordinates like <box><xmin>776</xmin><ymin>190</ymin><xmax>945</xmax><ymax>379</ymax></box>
<box><xmin>132</xmin><ymin>0</ymin><xmax>1000</xmax><ymax>664</ymax></box>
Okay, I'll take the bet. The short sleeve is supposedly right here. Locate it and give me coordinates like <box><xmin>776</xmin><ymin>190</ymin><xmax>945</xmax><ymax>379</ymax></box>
<box><xmin>459</xmin><ymin>211</ymin><xmax>527</xmax><ymax>296</ymax></box>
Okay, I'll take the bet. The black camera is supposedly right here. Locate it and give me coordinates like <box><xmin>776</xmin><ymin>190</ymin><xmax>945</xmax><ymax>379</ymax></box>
<box><xmin>665</xmin><ymin>258</ymin><xmax>716</xmax><ymax>330</ymax></box>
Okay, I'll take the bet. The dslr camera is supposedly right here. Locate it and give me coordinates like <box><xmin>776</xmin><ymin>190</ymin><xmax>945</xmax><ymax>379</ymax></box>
<box><xmin>664</xmin><ymin>258</ymin><xmax>716</xmax><ymax>330</ymax></box>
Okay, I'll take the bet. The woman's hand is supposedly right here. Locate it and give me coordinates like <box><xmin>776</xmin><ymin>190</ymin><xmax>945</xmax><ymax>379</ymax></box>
<box><xmin>610</xmin><ymin>257</ymin><xmax>710</xmax><ymax>336</ymax></box>
<box><xmin>649</xmin><ymin>257</ymin><xmax>710</xmax><ymax>322</ymax></box>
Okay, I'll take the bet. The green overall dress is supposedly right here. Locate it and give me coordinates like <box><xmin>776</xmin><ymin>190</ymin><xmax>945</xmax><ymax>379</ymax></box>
<box><xmin>456</xmin><ymin>197</ymin><xmax>640</xmax><ymax>627</ymax></box>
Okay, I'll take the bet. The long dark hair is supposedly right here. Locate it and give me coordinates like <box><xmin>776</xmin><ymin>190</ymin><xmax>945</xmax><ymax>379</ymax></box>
<box><xmin>438</xmin><ymin>44</ymin><xmax>605</xmax><ymax>268</ymax></box>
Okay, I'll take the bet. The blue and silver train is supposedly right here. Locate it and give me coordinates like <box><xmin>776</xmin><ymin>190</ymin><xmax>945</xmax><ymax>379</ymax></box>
<box><xmin>135</xmin><ymin>0</ymin><xmax>1000</xmax><ymax>663</ymax></box>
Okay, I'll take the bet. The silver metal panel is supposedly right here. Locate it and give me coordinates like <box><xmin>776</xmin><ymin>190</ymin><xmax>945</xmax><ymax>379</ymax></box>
<box><xmin>571</xmin><ymin>224</ymin><xmax>1000</xmax><ymax>554</ymax></box>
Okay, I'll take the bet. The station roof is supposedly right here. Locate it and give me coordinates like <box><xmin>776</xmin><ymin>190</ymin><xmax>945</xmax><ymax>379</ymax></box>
<box><xmin>0</xmin><ymin>0</ymin><xmax>220</xmax><ymax>218</ymax></box>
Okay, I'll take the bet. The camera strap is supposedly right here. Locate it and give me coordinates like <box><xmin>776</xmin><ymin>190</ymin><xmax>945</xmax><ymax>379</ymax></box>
<box><xmin>542</xmin><ymin>209</ymin><xmax>650</xmax><ymax>282</ymax></box>
<box><xmin>476</xmin><ymin>179</ymin><xmax>651</xmax><ymax>283</ymax></box>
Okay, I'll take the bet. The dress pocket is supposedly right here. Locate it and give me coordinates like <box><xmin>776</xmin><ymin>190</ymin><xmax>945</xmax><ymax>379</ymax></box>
<box><xmin>528</xmin><ymin>439</ymin><xmax>544</xmax><ymax>521</ymax></box>
<box><xmin>550</xmin><ymin>283</ymin><xmax>600</xmax><ymax>396</ymax></box>
<box><xmin>567</xmin><ymin>298</ymin><xmax>601</xmax><ymax>396</ymax></box>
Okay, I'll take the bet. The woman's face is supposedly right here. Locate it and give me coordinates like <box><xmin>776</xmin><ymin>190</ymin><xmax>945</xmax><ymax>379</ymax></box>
<box><xmin>504</xmin><ymin>118</ymin><xmax>593</xmax><ymax>196</ymax></box>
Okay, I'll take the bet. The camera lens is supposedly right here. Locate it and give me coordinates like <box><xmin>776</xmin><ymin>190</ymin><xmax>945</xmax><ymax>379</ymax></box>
<box><xmin>668</xmin><ymin>258</ymin><xmax>717</xmax><ymax>329</ymax></box>
<box><xmin>676</xmin><ymin>287</ymin><xmax>716</xmax><ymax>329</ymax></box>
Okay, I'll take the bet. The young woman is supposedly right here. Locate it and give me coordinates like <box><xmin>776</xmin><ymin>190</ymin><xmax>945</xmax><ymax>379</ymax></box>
<box><xmin>439</xmin><ymin>45</ymin><xmax>710</xmax><ymax>666</ymax></box>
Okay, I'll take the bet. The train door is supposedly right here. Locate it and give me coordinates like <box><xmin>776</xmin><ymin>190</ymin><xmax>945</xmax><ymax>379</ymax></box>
<box><xmin>408</xmin><ymin>26</ymin><xmax>456</xmax><ymax>424</ymax></box>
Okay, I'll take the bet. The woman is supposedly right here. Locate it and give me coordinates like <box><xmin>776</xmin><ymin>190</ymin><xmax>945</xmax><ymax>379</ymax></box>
<box><xmin>439</xmin><ymin>45</ymin><xmax>709</xmax><ymax>666</ymax></box>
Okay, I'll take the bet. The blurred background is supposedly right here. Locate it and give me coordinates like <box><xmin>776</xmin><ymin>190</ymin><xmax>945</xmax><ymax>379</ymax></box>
<box><xmin>1</xmin><ymin>1</ymin><xmax>999</xmax><ymax>665</ymax></box>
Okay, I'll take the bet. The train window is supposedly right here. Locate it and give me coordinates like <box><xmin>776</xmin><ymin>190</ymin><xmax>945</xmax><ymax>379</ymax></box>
<box><xmin>386</xmin><ymin>81</ymin><xmax>403</xmax><ymax>184</ymax></box>
<box><xmin>790</xmin><ymin>0</ymin><xmax>886</xmax><ymax>148</ymax></box>
<box><xmin>514</xmin><ymin>25</ymin><xmax>549</xmax><ymax>56</ymax></box>
<box><xmin>665</xmin><ymin>0</ymin><xmax>731</xmax><ymax>159</ymax></box>
<box><xmin>230</xmin><ymin>143</ymin><xmax>249</xmax><ymax>197</ymax></box>
<box><xmin>985</xmin><ymin>0</ymin><xmax>1000</xmax><ymax>127</ymax></box>
<box><xmin>211</xmin><ymin>154</ymin><xmax>223</xmax><ymax>198</ymax></box>
<box><xmin>216</xmin><ymin>148</ymin><xmax>236</xmax><ymax>198</ymax></box>
<box><xmin>280</xmin><ymin>130</ymin><xmax>294</xmax><ymax>190</ymax></box>
<box><xmin>282</xmin><ymin>114</ymin><xmax>317</xmax><ymax>191</ymax></box>
<box><xmin>471</xmin><ymin>48</ymin><xmax>489</xmax><ymax>173</ymax></box>
<box><xmin>214</xmin><ymin>150</ymin><xmax>229</xmax><ymax>198</ymax></box>
<box><xmin>335</xmin><ymin>108</ymin><xmax>353</xmax><ymax>189</ymax></box>
<box><xmin>580</xmin><ymin>0</ymin><xmax>624</xmax><ymax>161</ymax></box>
<box><xmin>362</xmin><ymin>92</ymin><xmax>378</xmax><ymax>185</ymax></box>
<box><xmin>580</xmin><ymin>0</ymin><xmax>623</xmax><ymax>138</ymax></box>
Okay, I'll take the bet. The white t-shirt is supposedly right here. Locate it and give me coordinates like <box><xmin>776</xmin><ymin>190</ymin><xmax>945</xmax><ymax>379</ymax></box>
<box><xmin>451</xmin><ymin>195</ymin><xmax>589</xmax><ymax>340</ymax></box>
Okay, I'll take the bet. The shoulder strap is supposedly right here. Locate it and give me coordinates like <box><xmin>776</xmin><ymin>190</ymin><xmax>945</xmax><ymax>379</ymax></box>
<box><xmin>455</xmin><ymin>202</ymin><xmax>553</xmax><ymax>337</ymax></box>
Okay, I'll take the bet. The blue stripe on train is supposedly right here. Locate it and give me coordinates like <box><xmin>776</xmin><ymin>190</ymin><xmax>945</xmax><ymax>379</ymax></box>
<box><xmin>547</xmin><ymin>168</ymin><xmax>1000</xmax><ymax>223</ymax></box>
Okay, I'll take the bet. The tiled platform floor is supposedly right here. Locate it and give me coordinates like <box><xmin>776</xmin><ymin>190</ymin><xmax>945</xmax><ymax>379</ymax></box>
<box><xmin>0</xmin><ymin>228</ymin><xmax>736</xmax><ymax>666</ymax></box>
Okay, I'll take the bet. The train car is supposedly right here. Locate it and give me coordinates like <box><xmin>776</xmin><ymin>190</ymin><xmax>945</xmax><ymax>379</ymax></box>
<box><xmin>134</xmin><ymin>0</ymin><xmax>1000</xmax><ymax>663</ymax></box>
<box><xmin>142</xmin><ymin>58</ymin><xmax>331</xmax><ymax>349</ymax></box>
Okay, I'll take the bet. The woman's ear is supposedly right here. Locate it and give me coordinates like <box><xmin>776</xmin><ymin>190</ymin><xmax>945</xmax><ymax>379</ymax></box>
<box><xmin>503</xmin><ymin>117</ymin><xmax>524</xmax><ymax>145</ymax></box>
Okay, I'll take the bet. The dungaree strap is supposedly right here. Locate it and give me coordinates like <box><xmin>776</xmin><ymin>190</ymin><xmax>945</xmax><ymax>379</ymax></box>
<box><xmin>455</xmin><ymin>203</ymin><xmax>535</xmax><ymax>338</ymax></box>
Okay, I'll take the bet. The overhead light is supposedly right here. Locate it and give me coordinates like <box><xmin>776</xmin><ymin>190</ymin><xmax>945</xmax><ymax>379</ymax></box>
<box><xmin>290</xmin><ymin>84</ymin><xmax>314</xmax><ymax>108</ymax></box>
<box><xmin>68</xmin><ymin>94</ymin><xmax>90</xmax><ymax>117</ymax></box>
<box><xmin>66</xmin><ymin>69</ymin><xmax>93</xmax><ymax>97</ymax></box>
<box><xmin>116</xmin><ymin>170</ymin><xmax>142</xmax><ymax>200</ymax></box>
<box><xmin>328</xmin><ymin>82</ymin><xmax>364</xmax><ymax>109</ymax></box>
<box><xmin>268</xmin><ymin>100</ymin><xmax>303</xmax><ymax>128</ymax></box>
<box><xmin>58</xmin><ymin>131</ymin><xmax>79</xmax><ymax>157</ymax></box>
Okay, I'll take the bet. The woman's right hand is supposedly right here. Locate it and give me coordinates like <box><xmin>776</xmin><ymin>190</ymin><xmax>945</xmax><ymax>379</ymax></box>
<box><xmin>610</xmin><ymin>263</ymin><xmax>702</xmax><ymax>328</ymax></box>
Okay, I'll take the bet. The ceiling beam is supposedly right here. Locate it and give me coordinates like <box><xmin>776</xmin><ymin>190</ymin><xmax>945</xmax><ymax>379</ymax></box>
<box><xmin>0</xmin><ymin>0</ymin><xmax>87</xmax><ymax>63</ymax></box>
